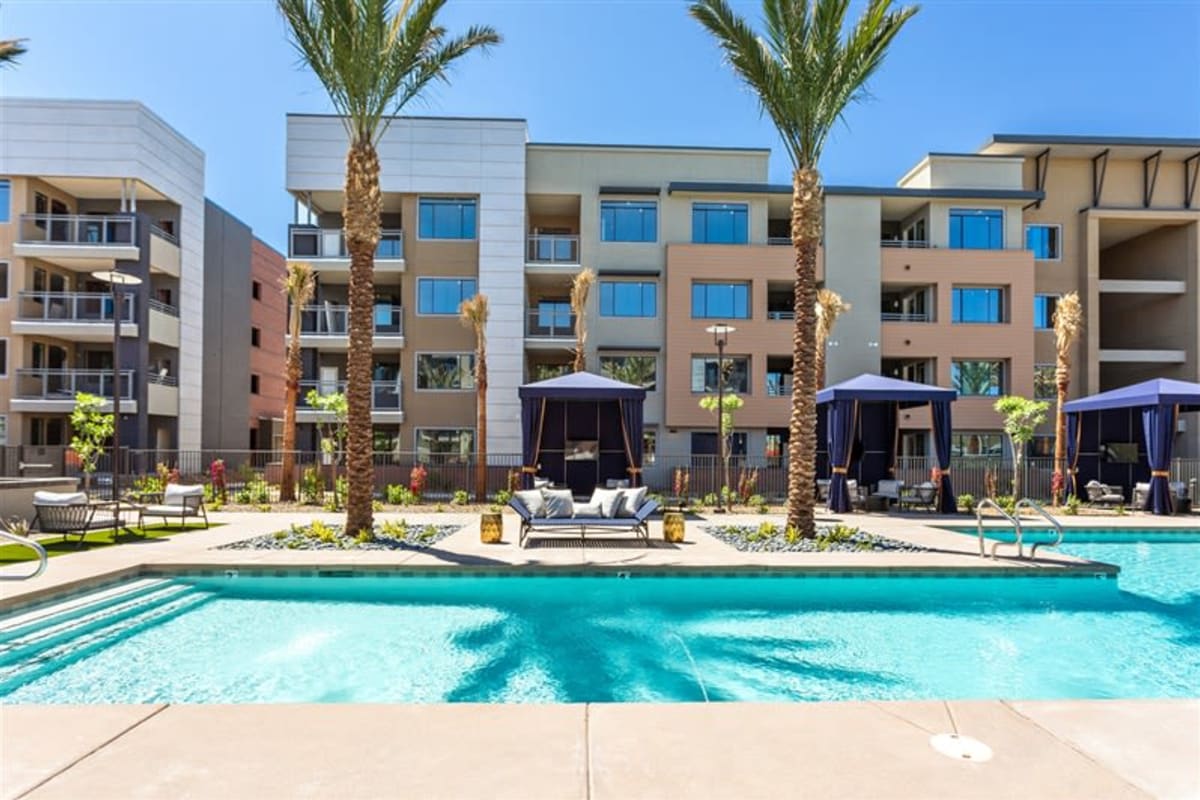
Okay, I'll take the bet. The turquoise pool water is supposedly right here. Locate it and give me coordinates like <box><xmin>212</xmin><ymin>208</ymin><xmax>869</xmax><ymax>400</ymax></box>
<box><xmin>2</xmin><ymin>536</ymin><xmax>1197</xmax><ymax>704</ymax></box>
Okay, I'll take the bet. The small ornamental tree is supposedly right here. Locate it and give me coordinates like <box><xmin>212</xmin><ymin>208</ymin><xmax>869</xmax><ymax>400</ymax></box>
<box><xmin>994</xmin><ymin>396</ymin><xmax>1050</xmax><ymax>499</ymax></box>
<box><xmin>69</xmin><ymin>392</ymin><xmax>114</xmax><ymax>495</ymax></box>
<box><xmin>306</xmin><ymin>389</ymin><xmax>348</xmax><ymax>493</ymax></box>
<box><xmin>699</xmin><ymin>393</ymin><xmax>744</xmax><ymax>510</ymax></box>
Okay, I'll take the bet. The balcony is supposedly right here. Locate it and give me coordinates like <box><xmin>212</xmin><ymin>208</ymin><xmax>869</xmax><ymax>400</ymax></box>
<box><xmin>148</xmin><ymin>299</ymin><xmax>181</xmax><ymax>348</ymax></box>
<box><xmin>149</xmin><ymin>224</ymin><xmax>181</xmax><ymax>277</ymax></box>
<box><xmin>13</xmin><ymin>214</ymin><xmax>139</xmax><ymax>267</ymax></box>
<box><xmin>292</xmin><ymin>304</ymin><xmax>405</xmax><ymax>350</ymax></box>
<box><xmin>12</xmin><ymin>369</ymin><xmax>137</xmax><ymax>413</ymax></box>
<box><xmin>525</xmin><ymin>308</ymin><xmax>576</xmax><ymax>348</ymax></box>
<box><xmin>288</xmin><ymin>227</ymin><xmax>405</xmax><ymax>274</ymax></box>
<box><xmin>526</xmin><ymin>234</ymin><xmax>580</xmax><ymax>268</ymax></box>
<box><xmin>12</xmin><ymin>292</ymin><xmax>138</xmax><ymax>341</ymax></box>
<box><xmin>295</xmin><ymin>379</ymin><xmax>404</xmax><ymax>423</ymax></box>
<box><xmin>147</xmin><ymin>371</ymin><xmax>179</xmax><ymax>416</ymax></box>
<box><xmin>881</xmin><ymin>311</ymin><xmax>933</xmax><ymax>323</ymax></box>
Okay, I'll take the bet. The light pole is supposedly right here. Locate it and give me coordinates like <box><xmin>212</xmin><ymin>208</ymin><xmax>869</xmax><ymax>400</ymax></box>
<box><xmin>705</xmin><ymin>323</ymin><xmax>736</xmax><ymax>511</ymax></box>
<box><xmin>92</xmin><ymin>269</ymin><xmax>142</xmax><ymax>502</ymax></box>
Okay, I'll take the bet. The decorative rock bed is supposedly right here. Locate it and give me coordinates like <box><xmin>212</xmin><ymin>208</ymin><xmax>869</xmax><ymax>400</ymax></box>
<box><xmin>705</xmin><ymin>523</ymin><xmax>929</xmax><ymax>553</ymax></box>
<box><xmin>220</xmin><ymin>520</ymin><xmax>462</xmax><ymax>551</ymax></box>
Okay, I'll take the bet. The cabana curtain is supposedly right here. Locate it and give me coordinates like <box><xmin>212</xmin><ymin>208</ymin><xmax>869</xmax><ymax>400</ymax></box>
<box><xmin>827</xmin><ymin>399</ymin><xmax>860</xmax><ymax>513</ymax></box>
<box><xmin>1142</xmin><ymin>404</ymin><xmax>1177</xmax><ymax>514</ymax></box>
<box><xmin>930</xmin><ymin>400</ymin><xmax>955</xmax><ymax>513</ymax></box>
<box><xmin>618</xmin><ymin>398</ymin><xmax>645</xmax><ymax>486</ymax></box>
<box><xmin>520</xmin><ymin>397</ymin><xmax>547</xmax><ymax>489</ymax></box>
<box><xmin>1065</xmin><ymin>412</ymin><xmax>1081</xmax><ymax>498</ymax></box>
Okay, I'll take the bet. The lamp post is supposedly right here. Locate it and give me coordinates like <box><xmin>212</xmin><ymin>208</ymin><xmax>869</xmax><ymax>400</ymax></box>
<box><xmin>92</xmin><ymin>269</ymin><xmax>142</xmax><ymax>502</ymax></box>
<box><xmin>705</xmin><ymin>323</ymin><xmax>736</xmax><ymax>511</ymax></box>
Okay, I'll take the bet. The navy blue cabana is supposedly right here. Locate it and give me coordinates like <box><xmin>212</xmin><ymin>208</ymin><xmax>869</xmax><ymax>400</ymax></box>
<box><xmin>1062</xmin><ymin>378</ymin><xmax>1200</xmax><ymax>514</ymax></box>
<box><xmin>518</xmin><ymin>372</ymin><xmax>647</xmax><ymax>497</ymax></box>
<box><xmin>817</xmin><ymin>374</ymin><xmax>958</xmax><ymax>513</ymax></box>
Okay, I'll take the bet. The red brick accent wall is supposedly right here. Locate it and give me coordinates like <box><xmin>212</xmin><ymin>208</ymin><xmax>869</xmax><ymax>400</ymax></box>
<box><xmin>250</xmin><ymin>238</ymin><xmax>287</xmax><ymax>438</ymax></box>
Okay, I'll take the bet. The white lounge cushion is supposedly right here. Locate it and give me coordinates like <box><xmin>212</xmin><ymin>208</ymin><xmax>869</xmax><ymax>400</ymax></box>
<box><xmin>143</xmin><ymin>504</ymin><xmax>201</xmax><ymax>516</ymax></box>
<box><xmin>574</xmin><ymin>501</ymin><xmax>603</xmax><ymax>518</ymax></box>
<box><xmin>589</xmin><ymin>488</ymin><xmax>625</xmax><ymax>519</ymax></box>
<box><xmin>617</xmin><ymin>486</ymin><xmax>649</xmax><ymax>518</ymax></box>
<box><xmin>513</xmin><ymin>489</ymin><xmax>546</xmax><ymax>518</ymax></box>
<box><xmin>541</xmin><ymin>489</ymin><xmax>574</xmax><ymax>519</ymax></box>
<box><xmin>33</xmin><ymin>491</ymin><xmax>88</xmax><ymax>506</ymax></box>
<box><xmin>532</xmin><ymin>477</ymin><xmax>551</xmax><ymax>490</ymax></box>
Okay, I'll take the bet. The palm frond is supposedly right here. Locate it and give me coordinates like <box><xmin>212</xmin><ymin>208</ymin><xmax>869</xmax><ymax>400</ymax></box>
<box><xmin>0</xmin><ymin>38</ymin><xmax>27</xmax><ymax>68</ymax></box>
<box><xmin>1052</xmin><ymin>291</ymin><xmax>1083</xmax><ymax>353</ymax></box>
<box><xmin>815</xmin><ymin>287</ymin><xmax>851</xmax><ymax>348</ymax></box>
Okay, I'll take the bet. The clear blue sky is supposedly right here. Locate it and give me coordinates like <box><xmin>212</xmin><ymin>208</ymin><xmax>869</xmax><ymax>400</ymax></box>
<box><xmin>2</xmin><ymin>0</ymin><xmax>1197</xmax><ymax>251</ymax></box>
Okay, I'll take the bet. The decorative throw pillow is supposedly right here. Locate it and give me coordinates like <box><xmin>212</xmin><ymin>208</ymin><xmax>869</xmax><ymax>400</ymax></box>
<box><xmin>617</xmin><ymin>485</ymin><xmax>649</xmax><ymax>517</ymax></box>
<box><xmin>574</xmin><ymin>501</ymin><xmax>602</xmax><ymax>518</ymax></box>
<box><xmin>590</xmin><ymin>488</ymin><xmax>625</xmax><ymax>519</ymax></box>
<box><xmin>533</xmin><ymin>477</ymin><xmax>551</xmax><ymax>490</ymax></box>
<box><xmin>541</xmin><ymin>488</ymin><xmax>575</xmax><ymax>519</ymax></box>
<box><xmin>513</xmin><ymin>489</ymin><xmax>546</xmax><ymax>518</ymax></box>
<box><xmin>605</xmin><ymin>479</ymin><xmax>631</xmax><ymax>489</ymax></box>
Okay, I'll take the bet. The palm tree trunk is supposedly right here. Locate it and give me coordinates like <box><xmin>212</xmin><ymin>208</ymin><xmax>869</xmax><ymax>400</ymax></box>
<box><xmin>814</xmin><ymin>348</ymin><xmax>826</xmax><ymax>392</ymax></box>
<box><xmin>1053</xmin><ymin>361</ymin><xmax>1070</xmax><ymax>506</ymax></box>
<box><xmin>787</xmin><ymin>167</ymin><xmax>820</xmax><ymax>536</ymax></box>
<box><xmin>475</xmin><ymin>354</ymin><xmax>488</xmax><ymax>502</ymax></box>
<box><xmin>279</xmin><ymin>306</ymin><xmax>302</xmax><ymax>502</ymax></box>
<box><xmin>343</xmin><ymin>140</ymin><xmax>381</xmax><ymax>536</ymax></box>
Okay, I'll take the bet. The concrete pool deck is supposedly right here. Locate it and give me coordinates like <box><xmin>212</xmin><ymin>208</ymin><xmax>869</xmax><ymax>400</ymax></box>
<box><xmin>2</xmin><ymin>509</ymin><xmax>1199</xmax><ymax>798</ymax></box>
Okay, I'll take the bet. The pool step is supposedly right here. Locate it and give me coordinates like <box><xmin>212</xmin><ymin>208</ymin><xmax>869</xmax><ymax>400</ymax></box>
<box><xmin>0</xmin><ymin>578</ymin><xmax>175</xmax><ymax>644</ymax></box>
<box><xmin>0</xmin><ymin>588</ymin><xmax>213</xmax><ymax>695</ymax></box>
<box><xmin>0</xmin><ymin>583</ymin><xmax>199</xmax><ymax>667</ymax></box>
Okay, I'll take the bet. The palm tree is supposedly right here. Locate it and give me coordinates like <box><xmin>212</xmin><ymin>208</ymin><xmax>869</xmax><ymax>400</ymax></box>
<box><xmin>570</xmin><ymin>268</ymin><xmax>595</xmax><ymax>372</ymax></box>
<box><xmin>459</xmin><ymin>294</ymin><xmax>489</xmax><ymax>501</ymax></box>
<box><xmin>280</xmin><ymin>261</ymin><xmax>315</xmax><ymax>502</ymax></box>
<box><xmin>279</xmin><ymin>0</ymin><xmax>499</xmax><ymax>535</ymax></box>
<box><xmin>0</xmin><ymin>38</ymin><xmax>27</xmax><ymax>67</ymax></box>
<box><xmin>815</xmin><ymin>288</ymin><xmax>851</xmax><ymax>389</ymax></box>
<box><xmin>691</xmin><ymin>0</ymin><xmax>917</xmax><ymax>535</ymax></box>
<box><xmin>1051</xmin><ymin>292</ymin><xmax>1083</xmax><ymax>506</ymax></box>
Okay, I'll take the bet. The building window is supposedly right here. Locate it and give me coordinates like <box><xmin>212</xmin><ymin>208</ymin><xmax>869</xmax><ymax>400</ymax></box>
<box><xmin>1026</xmin><ymin>224</ymin><xmax>1061</xmax><ymax>260</ymax></box>
<box><xmin>252</xmin><ymin>280</ymin><xmax>262</xmax><ymax>300</ymax></box>
<box><xmin>692</xmin><ymin>282</ymin><xmax>750</xmax><ymax>319</ymax></box>
<box><xmin>600</xmin><ymin>200</ymin><xmax>657</xmax><ymax>243</ymax></box>
<box><xmin>30</xmin><ymin>417</ymin><xmax>65</xmax><ymax>446</ymax></box>
<box><xmin>692</xmin><ymin>202</ymin><xmax>748</xmax><ymax>244</ymax></box>
<box><xmin>251</xmin><ymin>327</ymin><xmax>261</xmax><ymax>347</ymax></box>
<box><xmin>416</xmin><ymin>353</ymin><xmax>475</xmax><ymax>391</ymax></box>
<box><xmin>952</xmin><ymin>432</ymin><xmax>1005</xmax><ymax>458</ymax></box>
<box><xmin>536</xmin><ymin>299</ymin><xmax>572</xmax><ymax>335</ymax></box>
<box><xmin>766</xmin><ymin>365</ymin><xmax>792</xmax><ymax>397</ymax></box>
<box><xmin>691</xmin><ymin>431</ymin><xmax>747</xmax><ymax>457</ymax></box>
<box><xmin>949</xmin><ymin>209</ymin><xmax>1003</xmax><ymax>250</ymax></box>
<box><xmin>952</xmin><ymin>360</ymin><xmax>1004</xmax><ymax>397</ymax></box>
<box><xmin>0</xmin><ymin>180</ymin><xmax>9</xmax><ymax>223</ymax></box>
<box><xmin>643</xmin><ymin>429</ymin><xmax>657</xmax><ymax>466</ymax></box>
<box><xmin>416</xmin><ymin>428</ymin><xmax>474</xmax><ymax>463</ymax></box>
<box><xmin>0</xmin><ymin>415</ymin><xmax>6</xmax><ymax>447</ymax></box>
<box><xmin>417</xmin><ymin>278</ymin><xmax>477</xmax><ymax>315</ymax></box>
<box><xmin>952</xmin><ymin>287</ymin><xmax>1005</xmax><ymax>323</ymax></box>
<box><xmin>1028</xmin><ymin>435</ymin><xmax>1054</xmax><ymax>458</ymax></box>
<box><xmin>250</xmin><ymin>374</ymin><xmax>260</xmax><ymax>394</ymax></box>
<box><xmin>0</xmin><ymin>338</ymin><xmax>6</xmax><ymax>376</ymax></box>
<box><xmin>691</xmin><ymin>355</ymin><xmax>750</xmax><ymax>394</ymax></box>
<box><xmin>0</xmin><ymin>262</ymin><xmax>8</xmax><ymax>299</ymax></box>
<box><xmin>1034</xmin><ymin>294</ymin><xmax>1059</xmax><ymax>329</ymax></box>
<box><xmin>1034</xmin><ymin>363</ymin><xmax>1056</xmax><ymax>400</ymax></box>
<box><xmin>418</xmin><ymin>197</ymin><xmax>477</xmax><ymax>240</ymax></box>
<box><xmin>599</xmin><ymin>281</ymin><xmax>656</xmax><ymax>317</ymax></box>
<box><xmin>600</xmin><ymin>354</ymin><xmax>657</xmax><ymax>391</ymax></box>
<box><xmin>765</xmin><ymin>428</ymin><xmax>788</xmax><ymax>465</ymax></box>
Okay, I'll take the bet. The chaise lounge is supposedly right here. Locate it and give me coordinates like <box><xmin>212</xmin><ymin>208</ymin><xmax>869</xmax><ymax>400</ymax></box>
<box><xmin>1084</xmin><ymin>480</ymin><xmax>1124</xmax><ymax>506</ymax></box>
<box><xmin>509</xmin><ymin>486</ymin><xmax>660</xmax><ymax>548</ymax></box>
<box><xmin>136</xmin><ymin>484</ymin><xmax>209</xmax><ymax>530</ymax></box>
<box><xmin>32</xmin><ymin>491</ymin><xmax>121</xmax><ymax>547</ymax></box>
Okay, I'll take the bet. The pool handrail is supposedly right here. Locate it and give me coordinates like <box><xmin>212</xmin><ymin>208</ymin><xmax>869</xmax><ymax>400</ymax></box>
<box><xmin>0</xmin><ymin>528</ymin><xmax>48</xmax><ymax>581</ymax></box>
<box><xmin>975</xmin><ymin>498</ymin><xmax>1023</xmax><ymax>559</ymax></box>
<box><xmin>1015</xmin><ymin>498</ymin><xmax>1064</xmax><ymax>559</ymax></box>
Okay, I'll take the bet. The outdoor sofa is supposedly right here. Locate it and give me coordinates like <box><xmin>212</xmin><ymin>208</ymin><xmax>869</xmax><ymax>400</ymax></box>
<box><xmin>1132</xmin><ymin>481</ymin><xmax>1190</xmax><ymax>513</ymax></box>
<box><xmin>898</xmin><ymin>481</ymin><xmax>938</xmax><ymax>513</ymax></box>
<box><xmin>1084</xmin><ymin>480</ymin><xmax>1124</xmax><ymax>506</ymax></box>
<box><xmin>32</xmin><ymin>491</ymin><xmax>121</xmax><ymax>547</ymax></box>
<box><xmin>509</xmin><ymin>487</ymin><xmax>660</xmax><ymax>548</ymax></box>
<box><xmin>137</xmin><ymin>484</ymin><xmax>209</xmax><ymax>530</ymax></box>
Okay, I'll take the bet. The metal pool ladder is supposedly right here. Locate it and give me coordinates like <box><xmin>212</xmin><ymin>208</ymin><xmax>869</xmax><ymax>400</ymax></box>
<box><xmin>975</xmin><ymin>498</ymin><xmax>1063</xmax><ymax>560</ymax></box>
<box><xmin>0</xmin><ymin>528</ymin><xmax>48</xmax><ymax>581</ymax></box>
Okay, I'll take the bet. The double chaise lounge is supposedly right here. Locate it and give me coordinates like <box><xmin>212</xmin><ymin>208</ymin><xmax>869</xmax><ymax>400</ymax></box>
<box><xmin>509</xmin><ymin>483</ymin><xmax>660</xmax><ymax>548</ymax></box>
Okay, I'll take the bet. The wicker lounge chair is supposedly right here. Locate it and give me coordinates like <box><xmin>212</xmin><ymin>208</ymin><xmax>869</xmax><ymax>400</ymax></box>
<box><xmin>32</xmin><ymin>491</ymin><xmax>121</xmax><ymax>547</ymax></box>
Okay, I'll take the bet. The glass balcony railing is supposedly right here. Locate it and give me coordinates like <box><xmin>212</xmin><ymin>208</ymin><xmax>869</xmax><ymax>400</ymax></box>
<box><xmin>525</xmin><ymin>309</ymin><xmax>576</xmax><ymax>338</ymax></box>
<box><xmin>296</xmin><ymin>379</ymin><xmax>402</xmax><ymax>410</ymax></box>
<box><xmin>18</xmin><ymin>214</ymin><xmax>136</xmax><ymax>246</ymax></box>
<box><xmin>17</xmin><ymin>292</ymin><xmax>135</xmax><ymax>323</ymax></box>
<box><xmin>16</xmin><ymin>369</ymin><xmax>135</xmax><ymax>400</ymax></box>
<box><xmin>526</xmin><ymin>234</ymin><xmax>580</xmax><ymax>264</ymax></box>
<box><xmin>298</xmin><ymin>305</ymin><xmax>403</xmax><ymax>336</ymax></box>
<box><xmin>289</xmin><ymin>227</ymin><xmax>404</xmax><ymax>260</ymax></box>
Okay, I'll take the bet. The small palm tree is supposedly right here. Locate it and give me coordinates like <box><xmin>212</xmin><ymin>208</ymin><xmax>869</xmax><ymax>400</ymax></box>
<box><xmin>280</xmin><ymin>261</ymin><xmax>315</xmax><ymax>502</ymax></box>
<box><xmin>459</xmin><ymin>294</ymin><xmax>489</xmax><ymax>502</ymax></box>
<box><xmin>570</xmin><ymin>268</ymin><xmax>595</xmax><ymax>372</ymax></box>
<box><xmin>1051</xmin><ymin>292</ymin><xmax>1083</xmax><ymax>506</ymax></box>
<box><xmin>279</xmin><ymin>0</ymin><xmax>499</xmax><ymax>535</ymax></box>
<box><xmin>815</xmin><ymin>288</ymin><xmax>851</xmax><ymax>389</ymax></box>
<box><xmin>691</xmin><ymin>0</ymin><xmax>917</xmax><ymax>535</ymax></box>
<box><xmin>0</xmin><ymin>38</ymin><xmax>27</xmax><ymax>68</ymax></box>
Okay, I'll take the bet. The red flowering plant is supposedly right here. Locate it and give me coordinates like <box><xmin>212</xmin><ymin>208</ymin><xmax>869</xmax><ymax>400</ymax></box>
<box><xmin>210</xmin><ymin>459</ymin><xmax>228</xmax><ymax>504</ymax></box>
<box><xmin>409</xmin><ymin>463</ymin><xmax>428</xmax><ymax>500</ymax></box>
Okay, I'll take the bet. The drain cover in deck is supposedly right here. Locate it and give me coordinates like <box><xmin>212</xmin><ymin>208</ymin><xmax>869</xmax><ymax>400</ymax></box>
<box><xmin>930</xmin><ymin>733</ymin><xmax>993</xmax><ymax>762</ymax></box>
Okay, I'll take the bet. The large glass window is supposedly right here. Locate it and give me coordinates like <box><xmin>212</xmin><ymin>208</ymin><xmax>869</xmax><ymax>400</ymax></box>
<box><xmin>1034</xmin><ymin>294</ymin><xmax>1059</xmax><ymax>329</ymax></box>
<box><xmin>600</xmin><ymin>200</ymin><xmax>657</xmax><ymax>242</ymax></box>
<box><xmin>600</xmin><ymin>354</ymin><xmax>657</xmax><ymax>391</ymax></box>
<box><xmin>692</xmin><ymin>282</ymin><xmax>750</xmax><ymax>319</ymax></box>
<box><xmin>536</xmin><ymin>300</ymin><xmax>572</xmax><ymax>335</ymax></box>
<box><xmin>949</xmin><ymin>209</ymin><xmax>1004</xmax><ymax>250</ymax></box>
<box><xmin>415</xmin><ymin>428</ymin><xmax>474</xmax><ymax>463</ymax></box>
<box><xmin>1026</xmin><ymin>224</ymin><xmax>1061</xmax><ymax>260</ymax></box>
<box><xmin>599</xmin><ymin>281</ymin><xmax>656</xmax><ymax>317</ymax></box>
<box><xmin>692</xmin><ymin>202</ymin><xmax>748</xmax><ymax>244</ymax></box>
<box><xmin>952</xmin><ymin>287</ymin><xmax>1005</xmax><ymax>323</ymax></box>
<box><xmin>0</xmin><ymin>180</ymin><xmax>9</xmax><ymax>223</ymax></box>
<box><xmin>417</xmin><ymin>278</ymin><xmax>477</xmax><ymax>315</ymax></box>
<box><xmin>418</xmin><ymin>197</ymin><xmax>476</xmax><ymax>240</ymax></box>
<box><xmin>416</xmin><ymin>353</ymin><xmax>475</xmax><ymax>391</ymax></box>
<box><xmin>0</xmin><ymin>262</ymin><xmax>7</xmax><ymax>299</ymax></box>
<box><xmin>691</xmin><ymin>356</ymin><xmax>749</xmax><ymax>393</ymax></box>
<box><xmin>952</xmin><ymin>360</ymin><xmax>1004</xmax><ymax>396</ymax></box>
<box><xmin>1034</xmin><ymin>364</ymin><xmax>1056</xmax><ymax>400</ymax></box>
<box><xmin>691</xmin><ymin>431</ymin><xmax>748</xmax><ymax>457</ymax></box>
<box><xmin>952</xmin><ymin>432</ymin><xmax>1005</xmax><ymax>458</ymax></box>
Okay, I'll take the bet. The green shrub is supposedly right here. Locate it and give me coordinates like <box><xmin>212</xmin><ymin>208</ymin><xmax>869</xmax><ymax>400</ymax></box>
<box><xmin>372</xmin><ymin>500</ymin><xmax>384</xmax><ymax>512</ymax></box>
<box><xmin>451</xmin><ymin>489</ymin><xmax>470</xmax><ymax>506</ymax></box>
<box><xmin>308</xmin><ymin>520</ymin><xmax>337</xmax><ymax>544</ymax></box>
<box><xmin>1064</xmin><ymin>494</ymin><xmax>1081</xmax><ymax>516</ymax></box>
<box><xmin>355</xmin><ymin>528</ymin><xmax>375</xmax><ymax>545</ymax></box>
<box><xmin>386</xmin><ymin>484</ymin><xmax>415</xmax><ymax>506</ymax></box>
<box><xmin>300</xmin><ymin>467</ymin><xmax>325</xmax><ymax>505</ymax></box>
<box><xmin>701</xmin><ymin>492</ymin><xmax>719</xmax><ymax>508</ymax></box>
<box><xmin>1116</xmin><ymin>504</ymin><xmax>1127</xmax><ymax>516</ymax></box>
<box><xmin>235</xmin><ymin>476</ymin><xmax>270</xmax><ymax>505</ymax></box>
<box><xmin>747</xmin><ymin>521</ymin><xmax>779</xmax><ymax>541</ymax></box>
<box><xmin>493</xmin><ymin>489</ymin><xmax>513</xmax><ymax>506</ymax></box>
<box><xmin>747</xmin><ymin>494</ymin><xmax>766</xmax><ymax>508</ymax></box>
<box><xmin>957</xmin><ymin>493</ymin><xmax>976</xmax><ymax>512</ymax></box>
<box><xmin>995</xmin><ymin>495</ymin><xmax>1017</xmax><ymax>516</ymax></box>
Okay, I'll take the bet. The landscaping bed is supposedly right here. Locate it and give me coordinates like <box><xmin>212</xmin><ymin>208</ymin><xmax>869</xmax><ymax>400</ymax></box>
<box><xmin>706</xmin><ymin>522</ymin><xmax>929</xmax><ymax>553</ymax></box>
<box><xmin>221</xmin><ymin>519</ymin><xmax>463</xmax><ymax>551</ymax></box>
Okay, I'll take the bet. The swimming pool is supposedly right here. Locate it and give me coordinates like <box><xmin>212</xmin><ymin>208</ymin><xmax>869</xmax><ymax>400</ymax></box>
<box><xmin>1</xmin><ymin>552</ymin><xmax>1196</xmax><ymax>704</ymax></box>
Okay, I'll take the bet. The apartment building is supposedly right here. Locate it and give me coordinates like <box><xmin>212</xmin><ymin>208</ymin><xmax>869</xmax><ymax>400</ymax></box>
<box><xmin>285</xmin><ymin>115</ymin><xmax>1200</xmax><ymax>466</ymax></box>
<box><xmin>0</xmin><ymin>98</ymin><xmax>286</xmax><ymax>465</ymax></box>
